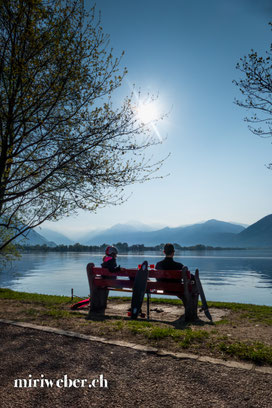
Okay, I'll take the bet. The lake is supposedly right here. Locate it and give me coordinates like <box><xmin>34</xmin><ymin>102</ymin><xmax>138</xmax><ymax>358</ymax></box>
<box><xmin>1</xmin><ymin>250</ymin><xmax>272</xmax><ymax>306</ymax></box>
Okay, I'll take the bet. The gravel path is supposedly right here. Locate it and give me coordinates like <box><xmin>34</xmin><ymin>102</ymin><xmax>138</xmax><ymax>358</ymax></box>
<box><xmin>0</xmin><ymin>323</ymin><xmax>271</xmax><ymax>408</ymax></box>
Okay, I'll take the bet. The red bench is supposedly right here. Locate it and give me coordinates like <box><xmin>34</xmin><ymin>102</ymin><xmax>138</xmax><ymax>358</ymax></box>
<box><xmin>86</xmin><ymin>263</ymin><xmax>199</xmax><ymax>321</ymax></box>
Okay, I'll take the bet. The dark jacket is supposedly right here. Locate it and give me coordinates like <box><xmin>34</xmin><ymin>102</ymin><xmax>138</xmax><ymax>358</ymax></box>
<box><xmin>155</xmin><ymin>257</ymin><xmax>184</xmax><ymax>282</ymax></box>
<box><xmin>101</xmin><ymin>256</ymin><xmax>121</xmax><ymax>274</ymax></box>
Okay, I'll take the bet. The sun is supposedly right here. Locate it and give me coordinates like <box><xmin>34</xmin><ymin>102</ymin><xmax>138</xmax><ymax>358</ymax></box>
<box><xmin>137</xmin><ymin>102</ymin><xmax>159</xmax><ymax>124</ymax></box>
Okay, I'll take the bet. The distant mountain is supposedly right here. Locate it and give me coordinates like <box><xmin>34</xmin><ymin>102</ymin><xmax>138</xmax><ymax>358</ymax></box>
<box><xmin>83</xmin><ymin>219</ymin><xmax>246</xmax><ymax>246</ymax></box>
<box><xmin>36</xmin><ymin>228</ymin><xmax>75</xmax><ymax>245</ymax></box>
<box><xmin>26</xmin><ymin>215</ymin><xmax>272</xmax><ymax>248</ymax></box>
<box><xmin>82</xmin><ymin>222</ymin><xmax>159</xmax><ymax>245</ymax></box>
<box><xmin>110</xmin><ymin>221</ymin><xmax>160</xmax><ymax>232</ymax></box>
<box><xmin>15</xmin><ymin>228</ymin><xmax>55</xmax><ymax>247</ymax></box>
<box><xmin>132</xmin><ymin>219</ymin><xmax>245</xmax><ymax>246</ymax></box>
<box><xmin>235</xmin><ymin>214</ymin><xmax>272</xmax><ymax>247</ymax></box>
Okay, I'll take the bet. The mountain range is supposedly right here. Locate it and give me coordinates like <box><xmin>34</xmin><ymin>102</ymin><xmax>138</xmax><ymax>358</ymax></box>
<box><xmin>15</xmin><ymin>228</ymin><xmax>55</xmax><ymax>247</ymax></box>
<box><xmin>36</xmin><ymin>228</ymin><xmax>75</xmax><ymax>245</ymax></box>
<box><xmin>28</xmin><ymin>214</ymin><xmax>272</xmax><ymax>248</ymax></box>
<box><xmin>82</xmin><ymin>219</ymin><xmax>245</xmax><ymax>246</ymax></box>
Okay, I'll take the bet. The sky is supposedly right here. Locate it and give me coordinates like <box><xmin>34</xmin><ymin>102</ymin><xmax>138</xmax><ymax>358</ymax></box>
<box><xmin>43</xmin><ymin>0</ymin><xmax>272</xmax><ymax>237</ymax></box>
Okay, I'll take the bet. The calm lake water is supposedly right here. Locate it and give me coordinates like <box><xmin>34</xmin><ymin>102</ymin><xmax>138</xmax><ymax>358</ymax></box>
<box><xmin>1</xmin><ymin>250</ymin><xmax>272</xmax><ymax>306</ymax></box>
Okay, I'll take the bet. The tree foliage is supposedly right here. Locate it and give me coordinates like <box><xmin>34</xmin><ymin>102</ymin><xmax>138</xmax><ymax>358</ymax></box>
<box><xmin>0</xmin><ymin>0</ymin><xmax>163</xmax><ymax>254</ymax></box>
<box><xmin>234</xmin><ymin>22</ymin><xmax>272</xmax><ymax>169</ymax></box>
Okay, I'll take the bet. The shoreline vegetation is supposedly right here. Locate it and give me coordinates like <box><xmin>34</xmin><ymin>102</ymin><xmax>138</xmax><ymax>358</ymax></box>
<box><xmin>17</xmin><ymin>243</ymin><xmax>247</xmax><ymax>252</ymax></box>
<box><xmin>0</xmin><ymin>288</ymin><xmax>271</xmax><ymax>366</ymax></box>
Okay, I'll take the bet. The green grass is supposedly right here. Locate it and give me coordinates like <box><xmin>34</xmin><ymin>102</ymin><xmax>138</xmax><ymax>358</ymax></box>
<box><xmin>113</xmin><ymin>321</ymin><xmax>125</xmax><ymax>330</ymax></box>
<box><xmin>144</xmin><ymin>326</ymin><xmax>210</xmax><ymax>349</ymax></box>
<box><xmin>126</xmin><ymin>320</ymin><xmax>153</xmax><ymax>334</ymax></box>
<box><xmin>208</xmin><ymin>300</ymin><xmax>272</xmax><ymax>313</ymax></box>
<box><xmin>208</xmin><ymin>301</ymin><xmax>272</xmax><ymax>326</ymax></box>
<box><xmin>25</xmin><ymin>308</ymin><xmax>39</xmax><ymax>316</ymax></box>
<box><xmin>111</xmin><ymin>296</ymin><xmax>272</xmax><ymax>319</ymax></box>
<box><xmin>214</xmin><ymin>319</ymin><xmax>230</xmax><ymax>326</ymax></box>
<box><xmin>24</xmin><ymin>306</ymin><xmax>76</xmax><ymax>319</ymax></box>
<box><xmin>107</xmin><ymin>318</ymin><xmax>210</xmax><ymax>348</ymax></box>
<box><xmin>0</xmin><ymin>288</ymin><xmax>71</xmax><ymax>306</ymax></box>
<box><xmin>44</xmin><ymin>309</ymin><xmax>71</xmax><ymax>319</ymax></box>
<box><xmin>217</xmin><ymin>341</ymin><xmax>272</xmax><ymax>365</ymax></box>
<box><xmin>2</xmin><ymin>288</ymin><xmax>271</xmax><ymax>314</ymax></box>
<box><xmin>240</xmin><ymin>310</ymin><xmax>272</xmax><ymax>326</ymax></box>
<box><xmin>2</xmin><ymin>288</ymin><xmax>272</xmax><ymax>325</ymax></box>
<box><xmin>125</xmin><ymin>322</ymin><xmax>210</xmax><ymax>346</ymax></box>
<box><xmin>110</xmin><ymin>296</ymin><xmax>182</xmax><ymax>306</ymax></box>
<box><xmin>1</xmin><ymin>288</ymin><xmax>272</xmax><ymax>365</ymax></box>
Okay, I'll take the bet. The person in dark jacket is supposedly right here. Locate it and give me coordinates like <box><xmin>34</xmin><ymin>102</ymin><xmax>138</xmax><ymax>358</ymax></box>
<box><xmin>156</xmin><ymin>243</ymin><xmax>184</xmax><ymax>283</ymax></box>
<box><xmin>101</xmin><ymin>246</ymin><xmax>121</xmax><ymax>277</ymax></box>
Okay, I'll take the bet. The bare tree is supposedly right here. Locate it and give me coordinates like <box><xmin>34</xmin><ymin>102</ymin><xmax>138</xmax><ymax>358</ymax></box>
<box><xmin>0</xmin><ymin>0</ymin><xmax>164</xmax><ymax>255</ymax></box>
<box><xmin>234</xmin><ymin>22</ymin><xmax>272</xmax><ymax>168</ymax></box>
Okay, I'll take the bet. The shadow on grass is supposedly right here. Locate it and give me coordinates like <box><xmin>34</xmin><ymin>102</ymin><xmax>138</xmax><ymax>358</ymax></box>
<box><xmin>85</xmin><ymin>310</ymin><xmax>213</xmax><ymax>330</ymax></box>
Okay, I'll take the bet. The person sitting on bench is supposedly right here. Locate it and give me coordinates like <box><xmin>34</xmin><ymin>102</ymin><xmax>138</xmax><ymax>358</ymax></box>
<box><xmin>156</xmin><ymin>243</ymin><xmax>194</xmax><ymax>283</ymax></box>
<box><xmin>155</xmin><ymin>243</ymin><xmax>191</xmax><ymax>302</ymax></box>
<box><xmin>101</xmin><ymin>246</ymin><xmax>121</xmax><ymax>278</ymax></box>
<box><xmin>156</xmin><ymin>243</ymin><xmax>184</xmax><ymax>283</ymax></box>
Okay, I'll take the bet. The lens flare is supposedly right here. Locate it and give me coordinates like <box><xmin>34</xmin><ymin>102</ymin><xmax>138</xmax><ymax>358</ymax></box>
<box><xmin>137</xmin><ymin>102</ymin><xmax>159</xmax><ymax>124</ymax></box>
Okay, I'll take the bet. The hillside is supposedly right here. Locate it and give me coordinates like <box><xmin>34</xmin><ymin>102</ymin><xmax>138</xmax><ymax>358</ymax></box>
<box><xmin>236</xmin><ymin>214</ymin><xmax>272</xmax><ymax>247</ymax></box>
<box><xmin>36</xmin><ymin>228</ymin><xmax>75</xmax><ymax>245</ymax></box>
<box><xmin>25</xmin><ymin>215</ymin><xmax>272</xmax><ymax>248</ymax></box>
<box><xmin>83</xmin><ymin>220</ymin><xmax>245</xmax><ymax>246</ymax></box>
<box><xmin>15</xmin><ymin>228</ymin><xmax>55</xmax><ymax>247</ymax></box>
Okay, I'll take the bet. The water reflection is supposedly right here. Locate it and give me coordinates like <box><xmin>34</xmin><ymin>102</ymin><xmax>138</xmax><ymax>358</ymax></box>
<box><xmin>0</xmin><ymin>250</ymin><xmax>272</xmax><ymax>305</ymax></box>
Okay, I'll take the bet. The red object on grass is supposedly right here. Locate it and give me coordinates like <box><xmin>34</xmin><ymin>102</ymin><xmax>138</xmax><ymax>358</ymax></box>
<box><xmin>70</xmin><ymin>298</ymin><xmax>90</xmax><ymax>310</ymax></box>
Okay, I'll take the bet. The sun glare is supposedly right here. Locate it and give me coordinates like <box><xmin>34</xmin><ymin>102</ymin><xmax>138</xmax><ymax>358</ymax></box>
<box><xmin>137</xmin><ymin>102</ymin><xmax>159</xmax><ymax>124</ymax></box>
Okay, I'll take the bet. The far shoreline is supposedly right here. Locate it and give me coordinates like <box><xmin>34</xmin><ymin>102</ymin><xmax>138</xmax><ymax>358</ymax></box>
<box><xmin>17</xmin><ymin>243</ymin><xmax>272</xmax><ymax>253</ymax></box>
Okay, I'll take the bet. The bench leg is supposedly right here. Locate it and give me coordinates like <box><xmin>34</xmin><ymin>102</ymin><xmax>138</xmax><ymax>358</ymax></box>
<box><xmin>86</xmin><ymin>263</ymin><xmax>109</xmax><ymax>318</ymax></box>
<box><xmin>187</xmin><ymin>285</ymin><xmax>199</xmax><ymax>321</ymax></box>
<box><xmin>147</xmin><ymin>292</ymin><xmax>150</xmax><ymax>320</ymax></box>
<box><xmin>89</xmin><ymin>287</ymin><xmax>109</xmax><ymax>315</ymax></box>
<box><xmin>182</xmin><ymin>268</ymin><xmax>199</xmax><ymax>322</ymax></box>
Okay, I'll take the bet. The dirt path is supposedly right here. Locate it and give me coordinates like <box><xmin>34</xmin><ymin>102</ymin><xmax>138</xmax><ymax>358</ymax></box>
<box><xmin>0</xmin><ymin>323</ymin><xmax>271</xmax><ymax>408</ymax></box>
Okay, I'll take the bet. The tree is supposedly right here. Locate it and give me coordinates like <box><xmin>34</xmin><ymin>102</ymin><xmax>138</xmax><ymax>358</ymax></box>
<box><xmin>0</xmin><ymin>0</ymin><xmax>163</xmax><ymax>256</ymax></box>
<box><xmin>234</xmin><ymin>22</ymin><xmax>272</xmax><ymax>169</ymax></box>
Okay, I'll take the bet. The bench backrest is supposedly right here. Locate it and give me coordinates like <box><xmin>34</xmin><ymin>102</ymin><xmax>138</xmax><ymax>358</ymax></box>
<box><xmin>87</xmin><ymin>265</ymin><xmax>193</xmax><ymax>296</ymax></box>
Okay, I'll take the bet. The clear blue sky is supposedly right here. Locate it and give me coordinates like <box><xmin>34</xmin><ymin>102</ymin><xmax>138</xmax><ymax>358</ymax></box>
<box><xmin>44</xmin><ymin>0</ymin><xmax>272</xmax><ymax>236</ymax></box>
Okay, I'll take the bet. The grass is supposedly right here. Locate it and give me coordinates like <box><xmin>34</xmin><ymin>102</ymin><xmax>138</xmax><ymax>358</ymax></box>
<box><xmin>44</xmin><ymin>308</ymin><xmax>71</xmax><ymax>319</ymax></box>
<box><xmin>2</xmin><ymin>288</ymin><xmax>270</xmax><ymax>317</ymax></box>
<box><xmin>110</xmin><ymin>296</ymin><xmax>181</xmax><ymax>306</ymax></box>
<box><xmin>0</xmin><ymin>288</ymin><xmax>83</xmax><ymax>320</ymax></box>
<box><xmin>216</xmin><ymin>341</ymin><xmax>272</xmax><ymax>365</ymax></box>
<box><xmin>145</xmin><ymin>327</ymin><xmax>209</xmax><ymax>346</ymax></box>
<box><xmin>207</xmin><ymin>301</ymin><xmax>272</xmax><ymax>325</ymax></box>
<box><xmin>111</xmin><ymin>296</ymin><xmax>272</xmax><ymax>324</ymax></box>
<box><xmin>214</xmin><ymin>319</ymin><xmax>230</xmax><ymax>326</ymax></box>
<box><xmin>1</xmin><ymin>288</ymin><xmax>272</xmax><ymax>366</ymax></box>
<box><xmin>0</xmin><ymin>288</ymin><xmax>71</xmax><ymax>306</ymax></box>
<box><xmin>25</xmin><ymin>308</ymin><xmax>39</xmax><ymax>316</ymax></box>
<box><xmin>110</xmin><ymin>319</ymin><xmax>210</xmax><ymax>348</ymax></box>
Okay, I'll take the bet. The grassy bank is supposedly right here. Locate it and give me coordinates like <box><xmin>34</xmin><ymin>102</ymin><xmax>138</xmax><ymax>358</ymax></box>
<box><xmin>0</xmin><ymin>288</ymin><xmax>272</xmax><ymax>366</ymax></box>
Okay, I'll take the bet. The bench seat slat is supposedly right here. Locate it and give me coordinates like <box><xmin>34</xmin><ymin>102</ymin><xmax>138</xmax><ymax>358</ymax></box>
<box><xmin>148</xmin><ymin>270</ymin><xmax>184</xmax><ymax>279</ymax></box>
<box><xmin>146</xmin><ymin>281</ymin><xmax>185</xmax><ymax>294</ymax></box>
<box><xmin>92</xmin><ymin>268</ymin><xmax>188</xmax><ymax>280</ymax></box>
<box><xmin>93</xmin><ymin>279</ymin><xmax>185</xmax><ymax>294</ymax></box>
<box><xmin>92</xmin><ymin>268</ymin><xmax>137</xmax><ymax>278</ymax></box>
<box><xmin>94</xmin><ymin>279</ymin><xmax>134</xmax><ymax>289</ymax></box>
<box><xmin>91</xmin><ymin>268</ymin><xmax>191</xmax><ymax>294</ymax></box>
